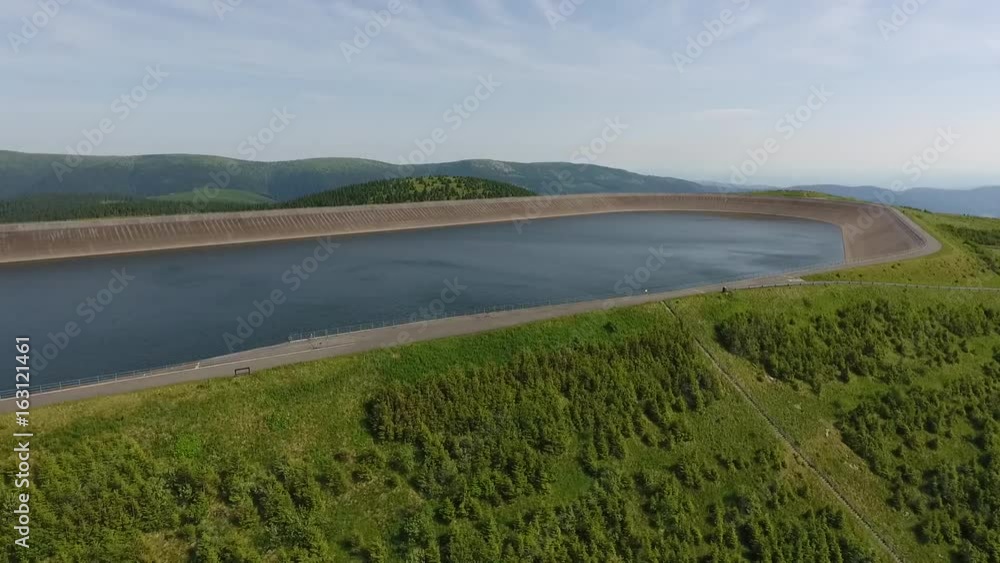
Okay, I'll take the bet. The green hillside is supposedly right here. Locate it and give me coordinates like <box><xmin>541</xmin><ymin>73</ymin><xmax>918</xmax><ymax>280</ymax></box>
<box><xmin>811</xmin><ymin>209</ymin><xmax>1000</xmax><ymax>288</ymax></box>
<box><xmin>4</xmin><ymin>150</ymin><xmax>995</xmax><ymax>217</ymax></box>
<box><xmin>0</xmin><ymin>193</ymin><xmax>257</xmax><ymax>223</ymax></box>
<box><xmin>673</xmin><ymin>284</ymin><xmax>1000</xmax><ymax>562</ymax></box>
<box><xmin>4</xmin><ymin>210</ymin><xmax>998</xmax><ymax>561</ymax></box>
<box><xmin>282</xmin><ymin>176</ymin><xmax>532</xmax><ymax>207</ymax></box>
<box><xmin>0</xmin><ymin>150</ymin><xmax>705</xmax><ymax>202</ymax></box>
<box><xmin>748</xmin><ymin>189</ymin><xmax>857</xmax><ymax>202</ymax></box>
<box><xmin>0</xmin><ymin>305</ymin><xmax>885</xmax><ymax>562</ymax></box>
<box><xmin>0</xmin><ymin>176</ymin><xmax>534</xmax><ymax>223</ymax></box>
<box><xmin>150</xmin><ymin>189</ymin><xmax>275</xmax><ymax>205</ymax></box>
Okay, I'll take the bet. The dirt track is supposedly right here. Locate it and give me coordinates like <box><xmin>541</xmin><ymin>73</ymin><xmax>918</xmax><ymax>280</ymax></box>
<box><xmin>0</xmin><ymin>194</ymin><xmax>932</xmax><ymax>265</ymax></box>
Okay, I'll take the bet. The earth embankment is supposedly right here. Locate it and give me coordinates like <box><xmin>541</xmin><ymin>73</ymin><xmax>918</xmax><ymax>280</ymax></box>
<box><xmin>0</xmin><ymin>194</ymin><xmax>937</xmax><ymax>265</ymax></box>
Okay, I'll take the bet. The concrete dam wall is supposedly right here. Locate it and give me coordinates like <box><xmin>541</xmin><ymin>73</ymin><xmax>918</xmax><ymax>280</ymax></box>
<box><xmin>0</xmin><ymin>194</ymin><xmax>938</xmax><ymax>266</ymax></box>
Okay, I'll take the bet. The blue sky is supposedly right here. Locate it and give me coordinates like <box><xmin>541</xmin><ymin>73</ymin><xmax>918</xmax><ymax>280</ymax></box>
<box><xmin>2</xmin><ymin>0</ymin><xmax>998</xmax><ymax>188</ymax></box>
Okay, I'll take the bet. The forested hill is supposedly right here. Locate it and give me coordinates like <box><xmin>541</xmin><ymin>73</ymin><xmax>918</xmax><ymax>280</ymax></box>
<box><xmin>0</xmin><ymin>176</ymin><xmax>534</xmax><ymax>223</ymax></box>
<box><xmin>4</xmin><ymin>150</ymin><xmax>994</xmax><ymax>217</ymax></box>
<box><xmin>0</xmin><ymin>150</ymin><xmax>704</xmax><ymax>202</ymax></box>
<box><xmin>281</xmin><ymin>176</ymin><xmax>532</xmax><ymax>207</ymax></box>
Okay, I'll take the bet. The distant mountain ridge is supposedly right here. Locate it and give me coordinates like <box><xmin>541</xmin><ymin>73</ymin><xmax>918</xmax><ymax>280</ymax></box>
<box><xmin>0</xmin><ymin>150</ymin><xmax>995</xmax><ymax>217</ymax></box>
<box><xmin>786</xmin><ymin>184</ymin><xmax>1000</xmax><ymax>218</ymax></box>
<box><xmin>0</xmin><ymin>151</ymin><xmax>704</xmax><ymax>202</ymax></box>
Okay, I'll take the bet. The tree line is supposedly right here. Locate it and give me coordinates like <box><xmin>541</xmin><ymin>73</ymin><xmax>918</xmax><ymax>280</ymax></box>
<box><xmin>715</xmin><ymin>296</ymin><xmax>1000</xmax><ymax>560</ymax></box>
<box><xmin>0</xmin><ymin>176</ymin><xmax>535</xmax><ymax>223</ymax></box>
<box><xmin>358</xmin><ymin>322</ymin><xmax>873</xmax><ymax>562</ymax></box>
<box><xmin>1</xmin><ymin>318</ymin><xmax>877</xmax><ymax>562</ymax></box>
<box><xmin>947</xmin><ymin>225</ymin><xmax>1000</xmax><ymax>275</ymax></box>
<box><xmin>282</xmin><ymin>176</ymin><xmax>534</xmax><ymax>208</ymax></box>
<box><xmin>716</xmin><ymin>298</ymin><xmax>1000</xmax><ymax>392</ymax></box>
<box><xmin>0</xmin><ymin>193</ymin><xmax>256</xmax><ymax>223</ymax></box>
<box><xmin>838</xmin><ymin>349</ymin><xmax>1000</xmax><ymax>561</ymax></box>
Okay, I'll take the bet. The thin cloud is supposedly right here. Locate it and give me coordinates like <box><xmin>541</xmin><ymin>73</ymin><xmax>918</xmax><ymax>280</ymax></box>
<box><xmin>2</xmin><ymin>0</ymin><xmax>999</xmax><ymax>187</ymax></box>
<box><xmin>689</xmin><ymin>109</ymin><xmax>762</xmax><ymax>121</ymax></box>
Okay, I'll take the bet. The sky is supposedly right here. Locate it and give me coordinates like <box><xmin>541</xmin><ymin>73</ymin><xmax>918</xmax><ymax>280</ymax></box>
<box><xmin>2</xmin><ymin>0</ymin><xmax>998</xmax><ymax>189</ymax></box>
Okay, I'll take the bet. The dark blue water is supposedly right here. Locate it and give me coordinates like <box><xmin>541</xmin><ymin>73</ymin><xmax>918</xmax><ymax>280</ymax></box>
<box><xmin>1</xmin><ymin>212</ymin><xmax>844</xmax><ymax>386</ymax></box>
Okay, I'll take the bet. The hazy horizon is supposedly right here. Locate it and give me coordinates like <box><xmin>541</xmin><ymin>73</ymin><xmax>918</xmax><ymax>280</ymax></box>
<box><xmin>3</xmin><ymin>0</ymin><xmax>998</xmax><ymax>189</ymax></box>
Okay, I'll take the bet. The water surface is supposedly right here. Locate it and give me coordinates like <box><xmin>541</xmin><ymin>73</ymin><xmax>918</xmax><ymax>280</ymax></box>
<box><xmin>0</xmin><ymin>212</ymin><xmax>844</xmax><ymax>386</ymax></box>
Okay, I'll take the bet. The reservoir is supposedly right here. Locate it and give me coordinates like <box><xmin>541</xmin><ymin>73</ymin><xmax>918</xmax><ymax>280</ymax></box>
<box><xmin>1</xmin><ymin>212</ymin><xmax>844</xmax><ymax>387</ymax></box>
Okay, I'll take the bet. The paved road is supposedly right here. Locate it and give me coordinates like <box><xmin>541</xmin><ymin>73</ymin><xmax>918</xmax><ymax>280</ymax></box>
<box><xmin>2</xmin><ymin>275</ymin><xmax>995</xmax><ymax>413</ymax></box>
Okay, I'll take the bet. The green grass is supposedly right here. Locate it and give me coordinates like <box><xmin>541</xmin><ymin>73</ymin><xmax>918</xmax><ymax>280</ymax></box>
<box><xmin>7</xmin><ymin>203</ymin><xmax>999</xmax><ymax>561</ymax></box>
<box><xmin>672</xmin><ymin>285</ymin><xmax>1000</xmax><ymax>561</ymax></box>
<box><xmin>810</xmin><ymin>209</ymin><xmax>1000</xmax><ymax>287</ymax></box>
<box><xmin>0</xmin><ymin>304</ymin><xmax>885</xmax><ymax>562</ymax></box>
<box><xmin>748</xmin><ymin>189</ymin><xmax>857</xmax><ymax>201</ymax></box>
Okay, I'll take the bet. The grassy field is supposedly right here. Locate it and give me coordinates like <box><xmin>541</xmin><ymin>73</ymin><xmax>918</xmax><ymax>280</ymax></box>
<box><xmin>811</xmin><ymin>209</ymin><xmax>1000</xmax><ymax>287</ymax></box>
<box><xmin>1</xmin><ymin>305</ymin><xmax>885</xmax><ymax>562</ymax></box>
<box><xmin>5</xmin><ymin>207</ymin><xmax>999</xmax><ymax>561</ymax></box>
<box><xmin>672</xmin><ymin>285</ymin><xmax>1000</xmax><ymax>562</ymax></box>
<box><xmin>747</xmin><ymin>189</ymin><xmax>856</xmax><ymax>201</ymax></box>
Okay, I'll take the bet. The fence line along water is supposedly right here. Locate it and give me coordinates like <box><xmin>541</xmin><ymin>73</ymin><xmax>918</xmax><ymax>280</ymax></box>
<box><xmin>4</xmin><ymin>261</ymin><xmax>842</xmax><ymax>399</ymax></box>
<box><xmin>0</xmin><ymin>261</ymin><xmax>845</xmax><ymax>400</ymax></box>
<box><xmin>3</xmin><ymin>260</ymin><xmax>856</xmax><ymax>400</ymax></box>
<box><xmin>2</xmin><ymin>360</ymin><xmax>204</xmax><ymax>399</ymax></box>
<box><xmin>285</xmin><ymin>259</ymin><xmax>848</xmax><ymax>341</ymax></box>
<box><xmin>18</xmin><ymin>257</ymin><xmax>994</xmax><ymax>401</ymax></box>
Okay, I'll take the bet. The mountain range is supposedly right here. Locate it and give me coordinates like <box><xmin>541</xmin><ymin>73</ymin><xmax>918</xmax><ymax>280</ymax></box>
<box><xmin>1</xmin><ymin>150</ymin><xmax>996</xmax><ymax>218</ymax></box>
<box><xmin>788</xmin><ymin>184</ymin><xmax>1000</xmax><ymax>218</ymax></box>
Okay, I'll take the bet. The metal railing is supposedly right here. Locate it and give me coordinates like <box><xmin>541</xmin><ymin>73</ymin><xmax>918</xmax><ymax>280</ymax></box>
<box><xmin>11</xmin><ymin>254</ymin><xmax>993</xmax><ymax>400</ymax></box>
<box><xmin>285</xmin><ymin>259</ymin><xmax>849</xmax><ymax>342</ymax></box>
<box><xmin>4</xmin><ymin>260</ymin><xmax>848</xmax><ymax>400</ymax></box>
<box><xmin>0</xmin><ymin>359</ymin><xmax>202</xmax><ymax>399</ymax></box>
